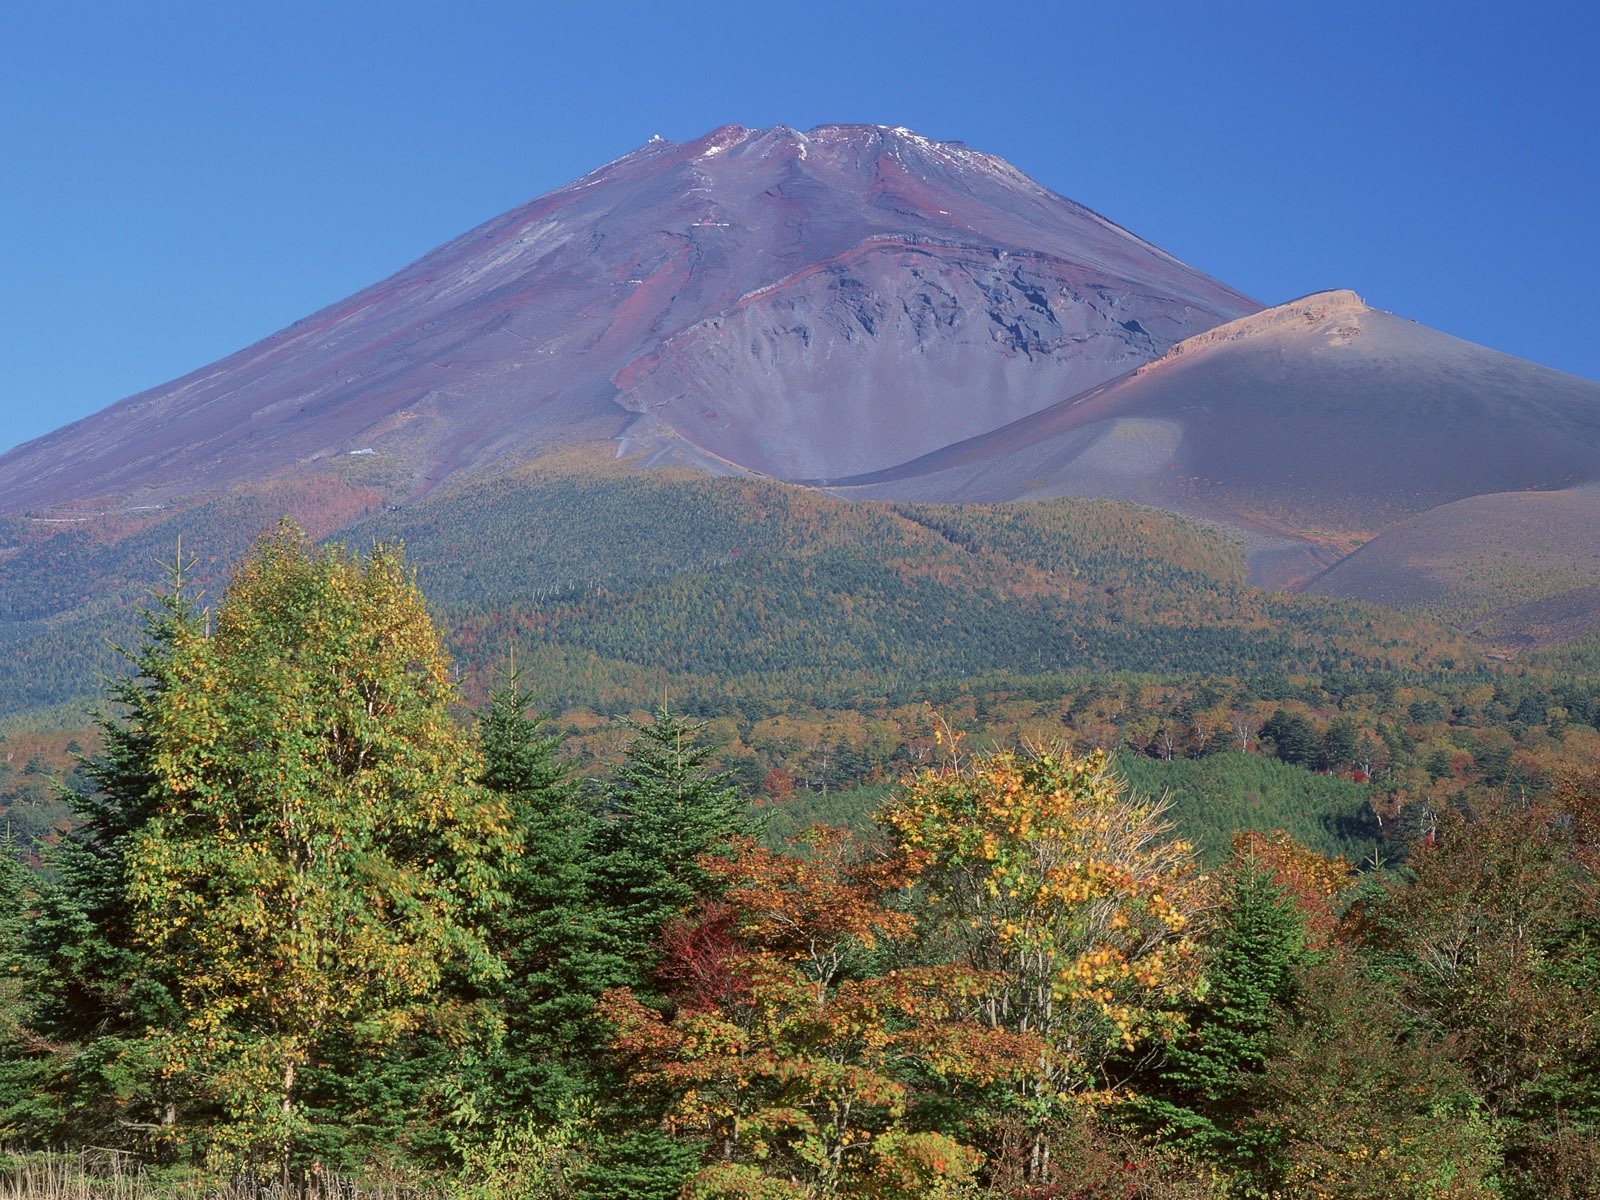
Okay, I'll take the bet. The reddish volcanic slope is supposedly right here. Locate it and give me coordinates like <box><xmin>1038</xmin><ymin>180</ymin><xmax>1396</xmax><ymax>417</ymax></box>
<box><xmin>0</xmin><ymin>124</ymin><xmax>1258</xmax><ymax>515</ymax></box>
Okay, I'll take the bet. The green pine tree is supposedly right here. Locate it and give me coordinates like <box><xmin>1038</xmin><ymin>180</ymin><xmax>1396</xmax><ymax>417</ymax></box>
<box><xmin>593</xmin><ymin>705</ymin><xmax>750</xmax><ymax>983</ymax></box>
<box><xmin>475</xmin><ymin>669</ymin><xmax>627</xmax><ymax>1124</ymax></box>
<box><xmin>1128</xmin><ymin>856</ymin><xmax>1309</xmax><ymax>1175</ymax></box>
<box><xmin>0</xmin><ymin>831</ymin><xmax>62</xmax><ymax>1140</ymax></box>
<box><xmin>578</xmin><ymin>1129</ymin><xmax>702</xmax><ymax>1200</ymax></box>
<box><xmin>11</xmin><ymin>557</ymin><xmax>204</xmax><ymax>1149</ymax></box>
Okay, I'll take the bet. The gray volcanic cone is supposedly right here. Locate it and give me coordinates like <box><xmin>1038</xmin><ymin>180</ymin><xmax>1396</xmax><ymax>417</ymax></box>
<box><xmin>832</xmin><ymin>291</ymin><xmax>1600</xmax><ymax>584</ymax></box>
<box><xmin>0</xmin><ymin>124</ymin><xmax>1257</xmax><ymax>515</ymax></box>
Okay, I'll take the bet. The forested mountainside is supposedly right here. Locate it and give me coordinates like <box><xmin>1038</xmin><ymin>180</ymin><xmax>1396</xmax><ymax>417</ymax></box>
<box><xmin>9</xmin><ymin>455</ymin><xmax>1582</xmax><ymax>876</ymax></box>
<box><xmin>0</xmin><ymin>453</ymin><xmax>1471</xmax><ymax>719</ymax></box>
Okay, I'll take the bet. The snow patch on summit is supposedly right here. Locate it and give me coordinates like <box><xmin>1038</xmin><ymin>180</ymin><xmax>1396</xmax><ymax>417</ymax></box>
<box><xmin>698</xmin><ymin>125</ymin><xmax>749</xmax><ymax>157</ymax></box>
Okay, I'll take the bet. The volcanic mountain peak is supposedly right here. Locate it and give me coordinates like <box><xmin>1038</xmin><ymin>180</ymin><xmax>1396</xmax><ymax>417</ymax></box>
<box><xmin>0</xmin><ymin>124</ymin><xmax>1258</xmax><ymax>515</ymax></box>
<box><xmin>684</xmin><ymin>123</ymin><xmax>1023</xmax><ymax>180</ymax></box>
<box><xmin>5</xmin><ymin>126</ymin><xmax>1600</xmax><ymax>656</ymax></box>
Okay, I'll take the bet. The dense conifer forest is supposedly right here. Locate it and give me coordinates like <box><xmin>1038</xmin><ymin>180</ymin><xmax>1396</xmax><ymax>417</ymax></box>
<box><xmin>3</xmin><ymin>517</ymin><xmax>1599</xmax><ymax>1198</ymax></box>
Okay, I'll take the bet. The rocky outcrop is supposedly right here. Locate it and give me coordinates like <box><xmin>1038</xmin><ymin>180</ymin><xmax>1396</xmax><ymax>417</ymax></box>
<box><xmin>612</xmin><ymin>240</ymin><xmax>1218</xmax><ymax>479</ymax></box>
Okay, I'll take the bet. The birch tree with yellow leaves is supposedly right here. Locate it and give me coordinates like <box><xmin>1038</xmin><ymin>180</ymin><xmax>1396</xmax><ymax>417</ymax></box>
<box><xmin>875</xmin><ymin>745</ymin><xmax>1205</xmax><ymax>1184</ymax></box>
<box><xmin>123</xmin><ymin>523</ymin><xmax>513</xmax><ymax>1176</ymax></box>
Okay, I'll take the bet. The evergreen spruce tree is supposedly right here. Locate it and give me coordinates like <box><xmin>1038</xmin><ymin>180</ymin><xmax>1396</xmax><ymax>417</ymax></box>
<box><xmin>562</xmin><ymin>705</ymin><xmax>744</xmax><ymax>1200</ymax></box>
<box><xmin>1128</xmin><ymin>857</ymin><xmax>1310</xmax><ymax>1175</ymax></box>
<box><xmin>10</xmin><ymin>561</ymin><xmax>204</xmax><ymax>1148</ymax></box>
<box><xmin>578</xmin><ymin>1129</ymin><xmax>703</xmax><ymax>1200</ymax></box>
<box><xmin>593</xmin><ymin>705</ymin><xmax>750</xmax><ymax>980</ymax></box>
<box><xmin>475</xmin><ymin>669</ymin><xmax>626</xmax><ymax>1123</ymax></box>
<box><xmin>0</xmin><ymin>831</ymin><xmax>61</xmax><ymax>1139</ymax></box>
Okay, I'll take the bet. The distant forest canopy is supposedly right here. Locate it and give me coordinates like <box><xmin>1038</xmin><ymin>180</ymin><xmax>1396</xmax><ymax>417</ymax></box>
<box><xmin>0</xmin><ymin>453</ymin><xmax>1480</xmax><ymax>719</ymax></box>
<box><xmin>2</xmin><ymin>523</ymin><xmax>1597</xmax><ymax>1200</ymax></box>
<box><xmin>9</xmin><ymin>640</ymin><xmax>1600</xmax><ymax>872</ymax></box>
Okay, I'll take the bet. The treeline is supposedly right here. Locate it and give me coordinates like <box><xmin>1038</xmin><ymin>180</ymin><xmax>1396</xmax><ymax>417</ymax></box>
<box><xmin>3</xmin><ymin>525</ymin><xmax>1599</xmax><ymax>1198</ymax></box>
<box><xmin>416</xmin><ymin>468</ymin><xmax>1473</xmax><ymax>703</ymax></box>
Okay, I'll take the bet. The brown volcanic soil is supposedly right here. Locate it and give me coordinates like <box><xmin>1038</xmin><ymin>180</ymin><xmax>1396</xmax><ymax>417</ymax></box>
<box><xmin>830</xmin><ymin>291</ymin><xmax>1600</xmax><ymax>586</ymax></box>
<box><xmin>0</xmin><ymin>124</ymin><xmax>1256</xmax><ymax>517</ymax></box>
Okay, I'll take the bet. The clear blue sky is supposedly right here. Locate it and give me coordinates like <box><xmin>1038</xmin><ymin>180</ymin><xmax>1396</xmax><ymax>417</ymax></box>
<box><xmin>4</xmin><ymin>0</ymin><xmax>1597</xmax><ymax>455</ymax></box>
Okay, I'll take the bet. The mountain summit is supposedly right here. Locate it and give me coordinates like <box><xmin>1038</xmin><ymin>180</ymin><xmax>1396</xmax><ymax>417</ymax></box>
<box><xmin>0</xmin><ymin>124</ymin><xmax>1257</xmax><ymax>514</ymax></box>
<box><xmin>6</xmin><ymin>124</ymin><xmax>1600</xmax><ymax>648</ymax></box>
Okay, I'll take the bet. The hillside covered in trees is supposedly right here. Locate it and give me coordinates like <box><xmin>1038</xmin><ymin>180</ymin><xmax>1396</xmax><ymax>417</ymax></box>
<box><xmin>3</xmin><ymin>525</ymin><xmax>1598</xmax><ymax>1199</ymax></box>
<box><xmin>0</xmin><ymin>453</ymin><xmax>1476</xmax><ymax>720</ymax></box>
